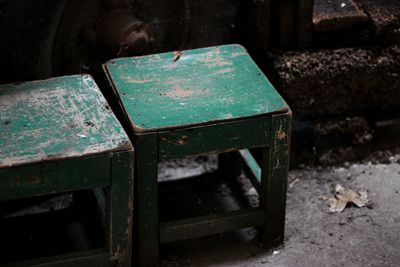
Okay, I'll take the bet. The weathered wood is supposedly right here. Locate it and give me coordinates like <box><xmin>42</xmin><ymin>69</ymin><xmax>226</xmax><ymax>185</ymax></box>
<box><xmin>0</xmin><ymin>155</ymin><xmax>109</xmax><ymax>202</ymax></box>
<box><xmin>240</xmin><ymin>149</ymin><xmax>261</xmax><ymax>183</ymax></box>
<box><xmin>134</xmin><ymin>133</ymin><xmax>159</xmax><ymax>267</ymax></box>
<box><xmin>103</xmin><ymin>45</ymin><xmax>291</xmax><ymax>266</ymax></box>
<box><xmin>0</xmin><ymin>75</ymin><xmax>131</xmax><ymax>169</ymax></box>
<box><xmin>93</xmin><ymin>187</ymin><xmax>107</xmax><ymax>228</ymax></box>
<box><xmin>160</xmin><ymin>208</ymin><xmax>266</xmax><ymax>243</ymax></box>
<box><xmin>259</xmin><ymin>111</ymin><xmax>291</xmax><ymax>248</ymax></box>
<box><xmin>0</xmin><ymin>75</ymin><xmax>134</xmax><ymax>266</ymax></box>
<box><xmin>108</xmin><ymin>151</ymin><xmax>134</xmax><ymax>266</ymax></box>
<box><xmin>159</xmin><ymin>118</ymin><xmax>271</xmax><ymax>160</ymax></box>
<box><xmin>103</xmin><ymin>44</ymin><xmax>288</xmax><ymax>132</ymax></box>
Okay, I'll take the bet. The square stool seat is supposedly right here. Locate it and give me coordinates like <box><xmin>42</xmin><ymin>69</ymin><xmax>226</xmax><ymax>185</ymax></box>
<box><xmin>104</xmin><ymin>45</ymin><xmax>291</xmax><ymax>267</ymax></box>
<box><xmin>104</xmin><ymin>45</ymin><xmax>288</xmax><ymax>132</ymax></box>
<box><xmin>0</xmin><ymin>75</ymin><xmax>133</xmax><ymax>266</ymax></box>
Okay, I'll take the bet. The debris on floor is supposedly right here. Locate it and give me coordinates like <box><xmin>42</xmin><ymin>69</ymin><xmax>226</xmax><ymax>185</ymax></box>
<box><xmin>326</xmin><ymin>184</ymin><xmax>370</xmax><ymax>213</ymax></box>
<box><xmin>160</xmin><ymin>159</ymin><xmax>400</xmax><ymax>266</ymax></box>
<box><xmin>289</xmin><ymin>178</ymin><xmax>300</xmax><ymax>189</ymax></box>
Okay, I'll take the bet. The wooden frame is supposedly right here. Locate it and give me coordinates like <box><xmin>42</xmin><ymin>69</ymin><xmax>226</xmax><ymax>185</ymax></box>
<box><xmin>0</xmin><ymin>75</ymin><xmax>134</xmax><ymax>266</ymax></box>
<box><xmin>103</xmin><ymin>44</ymin><xmax>292</xmax><ymax>266</ymax></box>
<box><xmin>133</xmin><ymin>111</ymin><xmax>291</xmax><ymax>266</ymax></box>
<box><xmin>0</xmin><ymin>150</ymin><xmax>134</xmax><ymax>267</ymax></box>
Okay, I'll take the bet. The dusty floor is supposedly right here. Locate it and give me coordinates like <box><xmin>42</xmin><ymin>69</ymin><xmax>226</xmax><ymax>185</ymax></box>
<box><xmin>160</xmin><ymin>156</ymin><xmax>400</xmax><ymax>267</ymax></box>
<box><xmin>1</xmin><ymin>153</ymin><xmax>399</xmax><ymax>266</ymax></box>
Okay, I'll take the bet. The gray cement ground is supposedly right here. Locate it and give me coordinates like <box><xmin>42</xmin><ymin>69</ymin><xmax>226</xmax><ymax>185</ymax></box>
<box><xmin>160</xmin><ymin>157</ymin><xmax>400</xmax><ymax>267</ymax></box>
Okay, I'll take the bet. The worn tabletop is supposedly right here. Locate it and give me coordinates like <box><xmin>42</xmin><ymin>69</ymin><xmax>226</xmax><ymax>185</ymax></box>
<box><xmin>0</xmin><ymin>75</ymin><xmax>131</xmax><ymax>169</ymax></box>
<box><xmin>104</xmin><ymin>44</ymin><xmax>288</xmax><ymax>132</ymax></box>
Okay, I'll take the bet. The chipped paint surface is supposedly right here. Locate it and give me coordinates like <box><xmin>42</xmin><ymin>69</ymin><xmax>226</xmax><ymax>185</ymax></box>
<box><xmin>0</xmin><ymin>75</ymin><xmax>131</xmax><ymax>168</ymax></box>
<box><xmin>165</xmin><ymin>84</ymin><xmax>193</xmax><ymax>98</ymax></box>
<box><xmin>276</xmin><ymin>125</ymin><xmax>287</xmax><ymax>140</ymax></box>
<box><xmin>121</xmin><ymin>75</ymin><xmax>152</xmax><ymax>84</ymax></box>
<box><xmin>104</xmin><ymin>44</ymin><xmax>288</xmax><ymax>132</ymax></box>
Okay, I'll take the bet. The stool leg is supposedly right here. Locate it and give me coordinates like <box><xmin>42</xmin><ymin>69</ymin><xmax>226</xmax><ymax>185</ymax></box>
<box><xmin>135</xmin><ymin>133</ymin><xmax>159</xmax><ymax>267</ymax></box>
<box><xmin>259</xmin><ymin>112</ymin><xmax>291</xmax><ymax>248</ymax></box>
<box><xmin>110</xmin><ymin>151</ymin><xmax>134</xmax><ymax>266</ymax></box>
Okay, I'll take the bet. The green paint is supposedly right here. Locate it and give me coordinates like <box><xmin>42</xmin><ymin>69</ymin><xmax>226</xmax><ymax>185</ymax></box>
<box><xmin>159</xmin><ymin>117</ymin><xmax>270</xmax><ymax>160</ymax></box>
<box><xmin>239</xmin><ymin>149</ymin><xmax>262</xmax><ymax>182</ymax></box>
<box><xmin>160</xmin><ymin>208</ymin><xmax>266</xmax><ymax>243</ymax></box>
<box><xmin>104</xmin><ymin>44</ymin><xmax>288</xmax><ymax>132</ymax></box>
<box><xmin>109</xmin><ymin>151</ymin><xmax>134</xmax><ymax>265</ymax></box>
<box><xmin>103</xmin><ymin>45</ymin><xmax>291</xmax><ymax>265</ymax></box>
<box><xmin>260</xmin><ymin>112</ymin><xmax>291</xmax><ymax>248</ymax></box>
<box><xmin>0</xmin><ymin>155</ymin><xmax>109</xmax><ymax>201</ymax></box>
<box><xmin>0</xmin><ymin>75</ymin><xmax>130</xmax><ymax>168</ymax></box>
<box><xmin>0</xmin><ymin>75</ymin><xmax>134</xmax><ymax>266</ymax></box>
<box><xmin>134</xmin><ymin>133</ymin><xmax>159</xmax><ymax>267</ymax></box>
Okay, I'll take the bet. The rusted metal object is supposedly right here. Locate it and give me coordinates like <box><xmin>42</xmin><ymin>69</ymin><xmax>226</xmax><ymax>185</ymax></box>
<box><xmin>96</xmin><ymin>9</ymin><xmax>151</xmax><ymax>57</ymax></box>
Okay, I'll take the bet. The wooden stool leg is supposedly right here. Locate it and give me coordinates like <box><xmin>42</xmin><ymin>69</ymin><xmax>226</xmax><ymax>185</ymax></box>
<box><xmin>135</xmin><ymin>133</ymin><xmax>159</xmax><ymax>267</ymax></box>
<box><xmin>259</xmin><ymin>112</ymin><xmax>291</xmax><ymax>248</ymax></box>
<box><xmin>110</xmin><ymin>151</ymin><xmax>134</xmax><ymax>266</ymax></box>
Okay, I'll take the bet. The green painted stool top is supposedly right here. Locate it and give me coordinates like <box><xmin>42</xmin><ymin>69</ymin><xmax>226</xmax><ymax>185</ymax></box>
<box><xmin>104</xmin><ymin>44</ymin><xmax>288</xmax><ymax>133</ymax></box>
<box><xmin>0</xmin><ymin>75</ymin><xmax>131</xmax><ymax>169</ymax></box>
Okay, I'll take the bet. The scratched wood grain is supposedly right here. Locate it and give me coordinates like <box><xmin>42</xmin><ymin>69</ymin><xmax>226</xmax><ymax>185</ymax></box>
<box><xmin>0</xmin><ymin>75</ymin><xmax>131</xmax><ymax>168</ymax></box>
<box><xmin>104</xmin><ymin>44</ymin><xmax>288</xmax><ymax>132</ymax></box>
<box><xmin>159</xmin><ymin>117</ymin><xmax>271</xmax><ymax>160</ymax></box>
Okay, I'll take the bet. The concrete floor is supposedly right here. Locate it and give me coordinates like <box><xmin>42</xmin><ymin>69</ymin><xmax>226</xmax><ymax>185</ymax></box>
<box><xmin>2</xmin><ymin>153</ymin><xmax>399</xmax><ymax>266</ymax></box>
<box><xmin>160</xmin><ymin>157</ymin><xmax>400</xmax><ymax>267</ymax></box>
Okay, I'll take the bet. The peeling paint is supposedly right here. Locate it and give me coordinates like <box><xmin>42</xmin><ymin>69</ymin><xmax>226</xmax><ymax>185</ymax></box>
<box><xmin>165</xmin><ymin>85</ymin><xmax>192</xmax><ymax>98</ymax></box>
<box><xmin>0</xmin><ymin>75</ymin><xmax>132</xmax><ymax>168</ymax></box>
<box><xmin>276</xmin><ymin>125</ymin><xmax>287</xmax><ymax>140</ymax></box>
<box><xmin>104</xmin><ymin>44</ymin><xmax>288</xmax><ymax>132</ymax></box>
<box><xmin>121</xmin><ymin>75</ymin><xmax>152</xmax><ymax>84</ymax></box>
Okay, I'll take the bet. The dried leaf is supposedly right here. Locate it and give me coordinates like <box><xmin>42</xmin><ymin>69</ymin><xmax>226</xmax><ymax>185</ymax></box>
<box><xmin>327</xmin><ymin>184</ymin><xmax>370</xmax><ymax>213</ymax></box>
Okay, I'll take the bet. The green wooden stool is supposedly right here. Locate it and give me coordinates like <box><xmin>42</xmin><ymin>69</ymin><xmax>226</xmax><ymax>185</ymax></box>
<box><xmin>0</xmin><ymin>75</ymin><xmax>133</xmax><ymax>266</ymax></box>
<box><xmin>103</xmin><ymin>44</ymin><xmax>291</xmax><ymax>266</ymax></box>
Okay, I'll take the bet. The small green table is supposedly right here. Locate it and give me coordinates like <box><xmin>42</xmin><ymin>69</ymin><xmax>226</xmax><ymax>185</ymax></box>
<box><xmin>0</xmin><ymin>75</ymin><xmax>133</xmax><ymax>266</ymax></box>
<box><xmin>104</xmin><ymin>44</ymin><xmax>291</xmax><ymax>266</ymax></box>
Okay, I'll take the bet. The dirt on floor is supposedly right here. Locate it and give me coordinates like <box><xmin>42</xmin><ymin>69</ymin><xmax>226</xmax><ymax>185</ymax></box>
<box><xmin>160</xmin><ymin>153</ymin><xmax>400</xmax><ymax>267</ymax></box>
